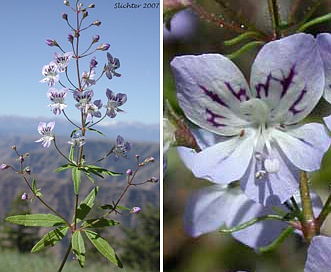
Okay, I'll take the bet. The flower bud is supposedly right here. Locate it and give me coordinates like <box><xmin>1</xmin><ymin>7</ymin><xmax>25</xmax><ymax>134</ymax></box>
<box><xmin>62</xmin><ymin>13</ymin><xmax>68</xmax><ymax>20</ymax></box>
<box><xmin>92</xmin><ymin>20</ymin><xmax>101</xmax><ymax>26</ymax></box>
<box><xmin>97</xmin><ymin>43</ymin><xmax>110</xmax><ymax>51</ymax></box>
<box><xmin>82</xmin><ymin>10</ymin><xmax>88</xmax><ymax>19</ymax></box>
<box><xmin>148</xmin><ymin>177</ymin><xmax>159</xmax><ymax>183</ymax></box>
<box><xmin>67</xmin><ymin>34</ymin><xmax>74</xmax><ymax>43</ymax></box>
<box><xmin>64</xmin><ymin>0</ymin><xmax>70</xmax><ymax>6</ymax></box>
<box><xmin>130</xmin><ymin>207</ymin><xmax>141</xmax><ymax>214</ymax></box>
<box><xmin>126</xmin><ymin>169</ymin><xmax>133</xmax><ymax>176</ymax></box>
<box><xmin>92</xmin><ymin>35</ymin><xmax>100</xmax><ymax>43</ymax></box>
<box><xmin>21</xmin><ymin>193</ymin><xmax>28</xmax><ymax>200</ymax></box>
<box><xmin>46</xmin><ymin>39</ymin><xmax>58</xmax><ymax>47</ymax></box>
<box><xmin>25</xmin><ymin>167</ymin><xmax>31</xmax><ymax>175</ymax></box>
<box><xmin>11</xmin><ymin>145</ymin><xmax>16</xmax><ymax>150</ymax></box>
<box><xmin>89</xmin><ymin>3</ymin><xmax>95</xmax><ymax>8</ymax></box>
<box><xmin>90</xmin><ymin>57</ymin><xmax>98</xmax><ymax>68</ymax></box>
<box><xmin>0</xmin><ymin>163</ymin><xmax>10</xmax><ymax>170</ymax></box>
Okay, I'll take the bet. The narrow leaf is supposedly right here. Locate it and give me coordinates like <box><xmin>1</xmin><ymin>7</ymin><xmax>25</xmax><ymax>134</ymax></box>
<box><xmin>82</xmin><ymin>218</ymin><xmax>120</xmax><ymax>228</ymax></box>
<box><xmin>72</xmin><ymin>231</ymin><xmax>86</xmax><ymax>268</ymax></box>
<box><xmin>54</xmin><ymin>163</ymin><xmax>75</xmax><ymax>173</ymax></box>
<box><xmin>72</xmin><ymin>167</ymin><xmax>82</xmax><ymax>194</ymax></box>
<box><xmin>297</xmin><ymin>13</ymin><xmax>331</xmax><ymax>32</ymax></box>
<box><xmin>75</xmin><ymin>187</ymin><xmax>99</xmax><ymax>223</ymax></box>
<box><xmin>85</xmin><ymin>230</ymin><xmax>123</xmax><ymax>268</ymax></box>
<box><xmin>69</xmin><ymin>145</ymin><xmax>75</xmax><ymax>162</ymax></box>
<box><xmin>87</xmin><ymin>128</ymin><xmax>106</xmax><ymax>136</ymax></box>
<box><xmin>31</xmin><ymin>226</ymin><xmax>69</xmax><ymax>252</ymax></box>
<box><xmin>258</xmin><ymin>227</ymin><xmax>294</xmax><ymax>253</ymax></box>
<box><xmin>116</xmin><ymin>205</ymin><xmax>130</xmax><ymax>211</ymax></box>
<box><xmin>6</xmin><ymin>214</ymin><xmax>66</xmax><ymax>227</ymax></box>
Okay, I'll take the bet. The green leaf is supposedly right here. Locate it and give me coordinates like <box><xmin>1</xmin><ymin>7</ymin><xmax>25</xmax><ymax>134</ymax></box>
<box><xmin>115</xmin><ymin>205</ymin><xmax>130</xmax><ymax>211</ymax></box>
<box><xmin>31</xmin><ymin>226</ymin><xmax>69</xmax><ymax>252</ymax></box>
<box><xmin>81</xmin><ymin>169</ymin><xmax>95</xmax><ymax>184</ymax></box>
<box><xmin>54</xmin><ymin>163</ymin><xmax>75</xmax><ymax>173</ymax></box>
<box><xmin>72</xmin><ymin>231</ymin><xmax>86</xmax><ymax>268</ymax></box>
<box><xmin>31</xmin><ymin>179</ymin><xmax>42</xmax><ymax>198</ymax></box>
<box><xmin>258</xmin><ymin>227</ymin><xmax>294</xmax><ymax>253</ymax></box>
<box><xmin>85</xmin><ymin>165</ymin><xmax>122</xmax><ymax>177</ymax></box>
<box><xmin>87</xmin><ymin>128</ymin><xmax>106</xmax><ymax>136</ymax></box>
<box><xmin>99</xmin><ymin>204</ymin><xmax>114</xmax><ymax>210</ymax></box>
<box><xmin>85</xmin><ymin>230</ymin><xmax>123</xmax><ymax>268</ymax></box>
<box><xmin>75</xmin><ymin>187</ymin><xmax>99</xmax><ymax>223</ymax></box>
<box><xmin>82</xmin><ymin>218</ymin><xmax>119</xmax><ymax>228</ymax></box>
<box><xmin>6</xmin><ymin>214</ymin><xmax>67</xmax><ymax>227</ymax></box>
<box><xmin>69</xmin><ymin>144</ymin><xmax>75</xmax><ymax>162</ymax></box>
<box><xmin>72</xmin><ymin>167</ymin><xmax>82</xmax><ymax>194</ymax></box>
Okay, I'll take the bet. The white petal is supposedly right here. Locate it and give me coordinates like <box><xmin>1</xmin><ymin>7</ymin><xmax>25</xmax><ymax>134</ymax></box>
<box><xmin>273</xmin><ymin>123</ymin><xmax>331</xmax><ymax>171</ymax></box>
<box><xmin>179</xmin><ymin>131</ymin><xmax>255</xmax><ymax>184</ymax></box>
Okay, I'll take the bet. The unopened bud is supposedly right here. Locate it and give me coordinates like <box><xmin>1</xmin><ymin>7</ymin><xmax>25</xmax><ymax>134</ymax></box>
<box><xmin>46</xmin><ymin>39</ymin><xmax>58</xmax><ymax>47</ymax></box>
<box><xmin>82</xmin><ymin>11</ymin><xmax>88</xmax><ymax>19</ymax></box>
<box><xmin>126</xmin><ymin>169</ymin><xmax>133</xmax><ymax>176</ymax></box>
<box><xmin>130</xmin><ymin>207</ymin><xmax>141</xmax><ymax>214</ymax></box>
<box><xmin>92</xmin><ymin>20</ymin><xmax>101</xmax><ymax>26</ymax></box>
<box><xmin>21</xmin><ymin>193</ymin><xmax>28</xmax><ymax>200</ymax></box>
<box><xmin>90</xmin><ymin>57</ymin><xmax>98</xmax><ymax>68</ymax></box>
<box><xmin>62</xmin><ymin>13</ymin><xmax>68</xmax><ymax>20</ymax></box>
<box><xmin>88</xmin><ymin>3</ymin><xmax>95</xmax><ymax>8</ymax></box>
<box><xmin>68</xmin><ymin>34</ymin><xmax>74</xmax><ymax>43</ymax></box>
<box><xmin>25</xmin><ymin>167</ymin><xmax>31</xmax><ymax>175</ymax></box>
<box><xmin>92</xmin><ymin>35</ymin><xmax>100</xmax><ymax>43</ymax></box>
<box><xmin>64</xmin><ymin>0</ymin><xmax>70</xmax><ymax>6</ymax></box>
<box><xmin>148</xmin><ymin>177</ymin><xmax>159</xmax><ymax>183</ymax></box>
<box><xmin>11</xmin><ymin>145</ymin><xmax>16</xmax><ymax>150</ymax></box>
<box><xmin>97</xmin><ymin>43</ymin><xmax>110</xmax><ymax>51</ymax></box>
<box><xmin>0</xmin><ymin>164</ymin><xmax>10</xmax><ymax>170</ymax></box>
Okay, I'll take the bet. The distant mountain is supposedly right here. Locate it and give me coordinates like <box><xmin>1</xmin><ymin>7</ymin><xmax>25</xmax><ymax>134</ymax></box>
<box><xmin>0</xmin><ymin>135</ymin><xmax>160</xmax><ymax>258</ymax></box>
<box><xmin>0</xmin><ymin>115</ymin><xmax>160</xmax><ymax>143</ymax></box>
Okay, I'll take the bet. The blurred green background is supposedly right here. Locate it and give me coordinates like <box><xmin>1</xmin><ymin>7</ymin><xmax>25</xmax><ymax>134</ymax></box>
<box><xmin>163</xmin><ymin>0</ymin><xmax>331</xmax><ymax>271</ymax></box>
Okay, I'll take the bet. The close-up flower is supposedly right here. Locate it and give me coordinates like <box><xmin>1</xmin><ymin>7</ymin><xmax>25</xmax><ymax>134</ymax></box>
<box><xmin>82</xmin><ymin>69</ymin><xmax>96</xmax><ymax>88</ymax></box>
<box><xmin>104</xmin><ymin>88</ymin><xmax>127</xmax><ymax>118</ymax></box>
<box><xmin>171</xmin><ymin>33</ymin><xmax>331</xmax><ymax>205</ymax></box>
<box><xmin>113</xmin><ymin>135</ymin><xmax>132</xmax><ymax>161</ymax></box>
<box><xmin>85</xmin><ymin>99</ymin><xmax>103</xmax><ymax>122</ymax></box>
<box><xmin>106</xmin><ymin>52</ymin><xmax>121</xmax><ymax>79</ymax></box>
<box><xmin>47</xmin><ymin>87</ymin><xmax>68</xmax><ymax>115</ymax></box>
<box><xmin>39</xmin><ymin>62</ymin><xmax>59</xmax><ymax>87</ymax></box>
<box><xmin>35</xmin><ymin>121</ymin><xmax>55</xmax><ymax>148</ymax></box>
<box><xmin>67</xmin><ymin>133</ymin><xmax>86</xmax><ymax>148</ymax></box>
<box><xmin>53</xmin><ymin>52</ymin><xmax>74</xmax><ymax>73</ymax></box>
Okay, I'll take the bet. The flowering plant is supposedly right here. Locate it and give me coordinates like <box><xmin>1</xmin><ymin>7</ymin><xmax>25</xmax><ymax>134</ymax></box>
<box><xmin>164</xmin><ymin>0</ymin><xmax>331</xmax><ymax>271</ymax></box>
<box><xmin>1</xmin><ymin>1</ymin><xmax>158</xmax><ymax>270</ymax></box>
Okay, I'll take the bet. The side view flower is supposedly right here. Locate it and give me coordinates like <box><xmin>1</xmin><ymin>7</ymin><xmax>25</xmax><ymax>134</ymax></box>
<box><xmin>171</xmin><ymin>33</ymin><xmax>331</xmax><ymax>205</ymax></box>
<box><xmin>104</xmin><ymin>88</ymin><xmax>127</xmax><ymax>118</ymax></box>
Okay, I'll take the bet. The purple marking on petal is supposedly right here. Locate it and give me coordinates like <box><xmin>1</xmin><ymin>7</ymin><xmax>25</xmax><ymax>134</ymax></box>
<box><xmin>279</xmin><ymin>66</ymin><xmax>296</xmax><ymax>98</ymax></box>
<box><xmin>199</xmin><ymin>85</ymin><xmax>228</xmax><ymax>108</ymax></box>
<box><xmin>289</xmin><ymin>89</ymin><xmax>307</xmax><ymax>115</ymax></box>
<box><xmin>206</xmin><ymin>108</ymin><xmax>226</xmax><ymax>127</ymax></box>
<box><xmin>255</xmin><ymin>74</ymin><xmax>272</xmax><ymax>98</ymax></box>
<box><xmin>224</xmin><ymin>82</ymin><xmax>249</xmax><ymax>101</ymax></box>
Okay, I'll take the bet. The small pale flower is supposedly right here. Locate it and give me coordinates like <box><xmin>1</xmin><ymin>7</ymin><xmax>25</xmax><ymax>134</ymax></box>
<box><xmin>35</xmin><ymin>122</ymin><xmax>55</xmax><ymax>148</ymax></box>
<box><xmin>106</xmin><ymin>53</ymin><xmax>121</xmax><ymax>79</ymax></box>
<box><xmin>39</xmin><ymin>62</ymin><xmax>59</xmax><ymax>87</ymax></box>
<box><xmin>113</xmin><ymin>135</ymin><xmax>132</xmax><ymax>161</ymax></box>
<box><xmin>305</xmin><ymin>236</ymin><xmax>331</xmax><ymax>272</ymax></box>
<box><xmin>21</xmin><ymin>193</ymin><xmax>28</xmax><ymax>200</ymax></box>
<box><xmin>171</xmin><ymin>33</ymin><xmax>331</xmax><ymax>205</ymax></box>
<box><xmin>104</xmin><ymin>89</ymin><xmax>127</xmax><ymax>118</ymax></box>
<box><xmin>46</xmin><ymin>39</ymin><xmax>58</xmax><ymax>47</ymax></box>
<box><xmin>85</xmin><ymin>99</ymin><xmax>103</xmax><ymax>122</ymax></box>
<box><xmin>74</xmin><ymin>90</ymin><xmax>94</xmax><ymax>110</ymax></box>
<box><xmin>68</xmin><ymin>133</ymin><xmax>85</xmax><ymax>147</ymax></box>
<box><xmin>53</xmin><ymin>52</ymin><xmax>74</xmax><ymax>72</ymax></box>
<box><xmin>82</xmin><ymin>69</ymin><xmax>96</xmax><ymax>87</ymax></box>
<box><xmin>130</xmin><ymin>207</ymin><xmax>141</xmax><ymax>214</ymax></box>
<box><xmin>47</xmin><ymin>88</ymin><xmax>68</xmax><ymax>115</ymax></box>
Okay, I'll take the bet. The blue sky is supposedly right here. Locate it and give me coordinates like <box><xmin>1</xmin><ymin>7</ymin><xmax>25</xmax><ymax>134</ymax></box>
<box><xmin>0</xmin><ymin>0</ymin><xmax>160</xmax><ymax>125</ymax></box>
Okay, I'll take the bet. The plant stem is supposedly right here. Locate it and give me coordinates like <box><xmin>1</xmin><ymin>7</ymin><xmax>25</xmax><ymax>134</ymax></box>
<box><xmin>299</xmin><ymin>171</ymin><xmax>318</xmax><ymax>242</ymax></box>
<box><xmin>317</xmin><ymin>192</ymin><xmax>331</xmax><ymax>226</ymax></box>
<box><xmin>268</xmin><ymin>0</ymin><xmax>282</xmax><ymax>38</ymax></box>
<box><xmin>57</xmin><ymin>243</ymin><xmax>72</xmax><ymax>272</ymax></box>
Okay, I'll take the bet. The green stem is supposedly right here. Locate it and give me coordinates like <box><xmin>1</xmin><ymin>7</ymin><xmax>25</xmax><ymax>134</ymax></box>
<box><xmin>317</xmin><ymin>192</ymin><xmax>331</xmax><ymax>226</ymax></box>
<box><xmin>219</xmin><ymin>214</ymin><xmax>285</xmax><ymax>233</ymax></box>
<box><xmin>258</xmin><ymin>227</ymin><xmax>295</xmax><ymax>253</ymax></box>
<box><xmin>267</xmin><ymin>0</ymin><xmax>282</xmax><ymax>38</ymax></box>
<box><xmin>299</xmin><ymin>171</ymin><xmax>318</xmax><ymax>242</ymax></box>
